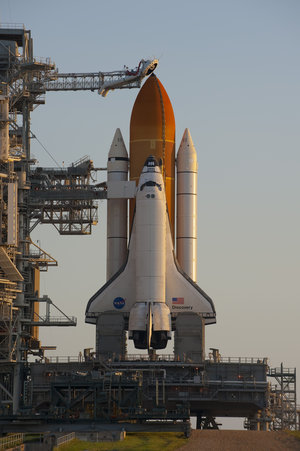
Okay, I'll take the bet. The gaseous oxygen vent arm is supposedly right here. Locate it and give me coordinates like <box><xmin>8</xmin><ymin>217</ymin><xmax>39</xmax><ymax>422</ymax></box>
<box><xmin>43</xmin><ymin>59</ymin><xmax>158</xmax><ymax>97</ymax></box>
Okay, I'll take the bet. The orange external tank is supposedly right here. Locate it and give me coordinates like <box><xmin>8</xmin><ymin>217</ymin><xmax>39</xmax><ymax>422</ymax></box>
<box><xmin>130</xmin><ymin>74</ymin><xmax>175</xmax><ymax>239</ymax></box>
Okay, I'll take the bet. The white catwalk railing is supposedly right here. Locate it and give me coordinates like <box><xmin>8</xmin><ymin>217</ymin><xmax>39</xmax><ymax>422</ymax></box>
<box><xmin>56</xmin><ymin>433</ymin><xmax>76</xmax><ymax>447</ymax></box>
<box><xmin>0</xmin><ymin>433</ymin><xmax>24</xmax><ymax>450</ymax></box>
<box><xmin>0</xmin><ymin>23</ymin><xmax>25</xmax><ymax>29</ymax></box>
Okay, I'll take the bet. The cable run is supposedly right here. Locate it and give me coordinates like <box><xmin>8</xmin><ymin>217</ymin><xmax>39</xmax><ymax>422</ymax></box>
<box><xmin>31</xmin><ymin>131</ymin><xmax>61</xmax><ymax>168</ymax></box>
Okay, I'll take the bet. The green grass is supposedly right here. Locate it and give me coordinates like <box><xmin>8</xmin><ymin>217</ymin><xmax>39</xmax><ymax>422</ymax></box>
<box><xmin>288</xmin><ymin>431</ymin><xmax>300</xmax><ymax>441</ymax></box>
<box><xmin>55</xmin><ymin>432</ymin><xmax>187</xmax><ymax>451</ymax></box>
<box><xmin>24</xmin><ymin>434</ymin><xmax>44</xmax><ymax>442</ymax></box>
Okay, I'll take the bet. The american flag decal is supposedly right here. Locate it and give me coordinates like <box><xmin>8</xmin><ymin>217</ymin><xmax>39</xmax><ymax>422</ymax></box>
<box><xmin>172</xmin><ymin>297</ymin><xmax>184</xmax><ymax>304</ymax></box>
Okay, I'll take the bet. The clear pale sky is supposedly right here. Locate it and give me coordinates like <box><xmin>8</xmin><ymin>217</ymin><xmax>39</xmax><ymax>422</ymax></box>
<box><xmin>1</xmin><ymin>0</ymin><xmax>299</xmax><ymax>425</ymax></box>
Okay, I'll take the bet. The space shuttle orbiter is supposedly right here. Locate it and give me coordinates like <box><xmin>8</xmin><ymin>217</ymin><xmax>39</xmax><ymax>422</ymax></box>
<box><xmin>86</xmin><ymin>155</ymin><xmax>215</xmax><ymax>349</ymax></box>
<box><xmin>85</xmin><ymin>74</ymin><xmax>216</xmax><ymax>353</ymax></box>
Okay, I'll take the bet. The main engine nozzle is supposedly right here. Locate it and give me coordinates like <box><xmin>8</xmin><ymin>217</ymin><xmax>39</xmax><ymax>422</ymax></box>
<box><xmin>128</xmin><ymin>302</ymin><xmax>171</xmax><ymax>350</ymax></box>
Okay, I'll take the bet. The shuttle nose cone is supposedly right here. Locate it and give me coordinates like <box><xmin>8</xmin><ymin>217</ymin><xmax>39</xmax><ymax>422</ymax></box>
<box><xmin>144</xmin><ymin>155</ymin><xmax>159</xmax><ymax>168</ymax></box>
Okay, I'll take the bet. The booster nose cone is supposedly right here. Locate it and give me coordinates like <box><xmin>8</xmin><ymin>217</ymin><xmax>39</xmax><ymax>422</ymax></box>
<box><xmin>108</xmin><ymin>128</ymin><xmax>128</xmax><ymax>158</ymax></box>
<box><xmin>177</xmin><ymin>128</ymin><xmax>197</xmax><ymax>172</ymax></box>
<box><xmin>108</xmin><ymin>128</ymin><xmax>128</xmax><ymax>171</ymax></box>
<box><xmin>130</xmin><ymin>74</ymin><xmax>175</xmax><ymax>239</ymax></box>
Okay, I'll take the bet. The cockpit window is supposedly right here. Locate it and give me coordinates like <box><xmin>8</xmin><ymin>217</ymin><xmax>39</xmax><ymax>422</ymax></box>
<box><xmin>140</xmin><ymin>181</ymin><xmax>162</xmax><ymax>191</ymax></box>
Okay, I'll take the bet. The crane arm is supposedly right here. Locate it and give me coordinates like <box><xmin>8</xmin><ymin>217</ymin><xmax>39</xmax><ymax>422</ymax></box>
<box><xmin>43</xmin><ymin>59</ymin><xmax>158</xmax><ymax>96</ymax></box>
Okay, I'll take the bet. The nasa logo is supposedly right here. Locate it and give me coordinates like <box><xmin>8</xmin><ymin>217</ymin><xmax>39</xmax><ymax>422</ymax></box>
<box><xmin>113</xmin><ymin>297</ymin><xmax>125</xmax><ymax>310</ymax></box>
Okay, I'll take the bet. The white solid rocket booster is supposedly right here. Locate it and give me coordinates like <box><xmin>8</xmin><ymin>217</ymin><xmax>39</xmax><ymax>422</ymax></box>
<box><xmin>106</xmin><ymin>128</ymin><xmax>128</xmax><ymax>280</ymax></box>
<box><xmin>176</xmin><ymin>128</ymin><xmax>198</xmax><ymax>282</ymax></box>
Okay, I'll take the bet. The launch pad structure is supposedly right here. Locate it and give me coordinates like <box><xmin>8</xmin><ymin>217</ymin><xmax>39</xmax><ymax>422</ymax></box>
<box><xmin>0</xmin><ymin>24</ymin><xmax>297</xmax><ymax>436</ymax></box>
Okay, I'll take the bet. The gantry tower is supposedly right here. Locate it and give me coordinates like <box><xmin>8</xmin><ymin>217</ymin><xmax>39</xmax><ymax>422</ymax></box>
<box><xmin>0</xmin><ymin>23</ymin><xmax>157</xmax><ymax>413</ymax></box>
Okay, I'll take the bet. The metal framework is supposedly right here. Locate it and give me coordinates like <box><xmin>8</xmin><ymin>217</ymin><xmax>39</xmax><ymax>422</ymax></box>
<box><xmin>0</xmin><ymin>23</ymin><xmax>158</xmax><ymax>418</ymax></box>
<box><xmin>268</xmin><ymin>364</ymin><xmax>297</xmax><ymax>430</ymax></box>
<box><xmin>29</xmin><ymin>156</ymin><xmax>106</xmax><ymax>235</ymax></box>
<box><xmin>41</xmin><ymin>59</ymin><xmax>158</xmax><ymax>97</ymax></box>
<box><xmin>43</xmin><ymin>70</ymin><xmax>141</xmax><ymax>94</ymax></box>
<box><xmin>0</xmin><ymin>356</ymin><xmax>271</xmax><ymax>434</ymax></box>
<box><xmin>0</xmin><ymin>355</ymin><xmax>294</xmax><ymax>435</ymax></box>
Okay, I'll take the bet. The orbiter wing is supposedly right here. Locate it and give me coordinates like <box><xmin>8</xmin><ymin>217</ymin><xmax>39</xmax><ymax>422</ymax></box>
<box><xmin>165</xmin><ymin>218</ymin><xmax>216</xmax><ymax>324</ymax></box>
<box><xmin>85</xmin><ymin>226</ymin><xmax>137</xmax><ymax>323</ymax></box>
